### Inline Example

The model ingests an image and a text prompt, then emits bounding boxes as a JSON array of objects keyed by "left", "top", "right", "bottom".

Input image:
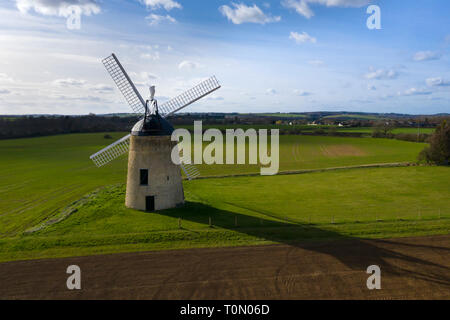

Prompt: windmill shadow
[{"left": 156, "top": 201, "right": 450, "bottom": 288}]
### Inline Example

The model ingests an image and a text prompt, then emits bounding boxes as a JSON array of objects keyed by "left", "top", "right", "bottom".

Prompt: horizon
[
  {"left": 0, "top": 0, "right": 449, "bottom": 115},
  {"left": 1, "top": 111, "right": 449, "bottom": 117}
]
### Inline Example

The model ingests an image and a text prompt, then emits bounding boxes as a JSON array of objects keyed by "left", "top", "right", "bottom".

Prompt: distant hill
[{"left": 1, "top": 111, "right": 448, "bottom": 120}]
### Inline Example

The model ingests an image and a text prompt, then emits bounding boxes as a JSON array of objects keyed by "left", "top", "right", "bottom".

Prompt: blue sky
[{"left": 0, "top": 0, "right": 449, "bottom": 115}]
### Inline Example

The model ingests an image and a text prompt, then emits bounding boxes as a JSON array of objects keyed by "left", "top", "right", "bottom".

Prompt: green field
[
  {"left": 178, "top": 124, "right": 435, "bottom": 135},
  {"left": 256, "top": 113, "right": 308, "bottom": 118},
  {"left": 337, "top": 127, "right": 435, "bottom": 134},
  {"left": 0, "top": 166, "right": 448, "bottom": 262},
  {"left": 0, "top": 132, "right": 448, "bottom": 262},
  {"left": 194, "top": 134, "right": 426, "bottom": 176},
  {"left": 0, "top": 132, "right": 425, "bottom": 236},
  {"left": 322, "top": 114, "right": 381, "bottom": 120}
]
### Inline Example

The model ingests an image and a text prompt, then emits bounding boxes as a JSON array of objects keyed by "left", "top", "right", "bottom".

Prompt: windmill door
[{"left": 146, "top": 196, "right": 155, "bottom": 212}]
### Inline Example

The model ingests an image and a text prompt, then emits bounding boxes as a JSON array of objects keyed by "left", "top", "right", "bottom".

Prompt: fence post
[
  {"left": 178, "top": 218, "right": 182, "bottom": 229},
  {"left": 331, "top": 216, "right": 335, "bottom": 224}
]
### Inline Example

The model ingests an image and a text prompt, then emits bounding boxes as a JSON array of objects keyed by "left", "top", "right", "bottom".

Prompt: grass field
[
  {"left": 0, "top": 166, "right": 448, "bottom": 262},
  {"left": 0, "top": 132, "right": 447, "bottom": 262},
  {"left": 0, "top": 132, "right": 425, "bottom": 237},
  {"left": 242, "top": 113, "right": 381, "bottom": 120},
  {"left": 257, "top": 113, "right": 308, "bottom": 118},
  {"left": 322, "top": 114, "right": 381, "bottom": 120},
  {"left": 337, "top": 127, "right": 435, "bottom": 134},
  {"left": 178, "top": 124, "right": 435, "bottom": 135},
  {"left": 196, "top": 134, "right": 426, "bottom": 176}
]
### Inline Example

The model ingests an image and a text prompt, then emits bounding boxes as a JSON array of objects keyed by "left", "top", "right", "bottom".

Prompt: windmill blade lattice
[
  {"left": 90, "top": 54, "right": 217, "bottom": 179},
  {"left": 160, "top": 76, "right": 221, "bottom": 117},
  {"left": 180, "top": 163, "right": 201, "bottom": 180},
  {"left": 103, "top": 54, "right": 146, "bottom": 116},
  {"left": 172, "top": 148, "right": 201, "bottom": 180},
  {"left": 90, "top": 134, "right": 131, "bottom": 167}
]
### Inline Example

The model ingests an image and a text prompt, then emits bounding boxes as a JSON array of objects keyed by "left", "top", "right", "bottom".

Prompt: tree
[
  {"left": 419, "top": 120, "right": 450, "bottom": 165},
  {"left": 372, "top": 121, "right": 394, "bottom": 138}
]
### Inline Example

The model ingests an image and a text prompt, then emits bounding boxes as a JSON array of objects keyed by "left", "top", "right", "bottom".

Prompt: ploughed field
[
  {"left": 1, "top": 235, "right": 449, "bottom": 299},
  {"left": 0, "top": 132, "right": 448, "bottom": 262}
]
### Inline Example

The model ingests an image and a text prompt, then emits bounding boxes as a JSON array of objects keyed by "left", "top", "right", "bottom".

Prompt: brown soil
[{"left": 0, "top": 235, "right": 449, "bottom": 300}]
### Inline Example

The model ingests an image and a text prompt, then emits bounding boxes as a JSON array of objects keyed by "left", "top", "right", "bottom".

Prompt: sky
[{"left": 0, "top": 0, "right": 449, "bottom": 115}]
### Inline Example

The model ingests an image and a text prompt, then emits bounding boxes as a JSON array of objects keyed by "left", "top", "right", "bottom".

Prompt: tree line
[{"left": 0, "top": 115, "right": 138, "bottom": 140}]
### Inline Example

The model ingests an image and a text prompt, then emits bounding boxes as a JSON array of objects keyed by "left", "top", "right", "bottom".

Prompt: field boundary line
[{"left": 186, "top": 162, "right": 418, "bottom": 180}]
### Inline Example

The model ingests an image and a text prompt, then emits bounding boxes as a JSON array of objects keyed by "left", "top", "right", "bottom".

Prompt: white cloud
[
  {"left": 379, "top": 94, "right": 394, "bottom": 101},
  {"left": 132, "top": 72, "right": 158, "bottom": 87},
  {"left": 145, "top": 13, "right": 176, "bottom": 26},
  {"left": 426, "top": 77, "right": 450, "bottom": 87},
  {"left": 140, "top": 0, "right": 181, "bottom": 11},
  {"left": 413, "top": 51, "right": 441, "bottom": 61},
  {"left": 140, "top": 72, "right": 157, "bottom": 80},
  {"left": 90, "top": 84, "right": 114, "bottom": 93},
  {"left": 140, "top": 51, "right": 160, "bottom": 60},
  {"left": 219, "top": 3, "right": 281, "bottom": 25},
  {"left": 364, "top": 68, "right": 398, "bottom": 80},
  {"left": 367, "top": 84, "right": 376, "bottom": 91},
  {"left": 282, "top": 0, "right": 314, "bottom": 18},
  {"left": 308, "top": 59, "right": 324, "bottom": 66},
  {"left": 178, "top": 61, "right": 200, "bottom": 70},
  {"left": 398, "top": 88, "right": 432, "bottom": 96},
  {"left": 282, "top": 0, "right": 370, "bottom": 19},
  {"left": 0, "top": 73, "right": 15, "bottom": 83},
  {"left": 16, "top": 0, "right": 101, "bottom": 17},
  {"left": 50, "top": 79, "right": 116, "bottom": 96},
  {"left": 48, "top": 53, "right": 100, "bottom": 64},
  {"left": 293, "top": 89, "right": 312, "bottom": 96},
  {"left": 289, "top": 31, "right": 316, "bottom": 44},
  {"left": 50, "top": 93, "right": 108, "bottom": 102},
  {"left": 52, "top": 78, "right": 86, "bottom": 87},
  {"left": 207, "top": 96, "right": 224, "bottom": 101},
  {"left": 266, "top": 88, "right": 277, "bottom": 95}
]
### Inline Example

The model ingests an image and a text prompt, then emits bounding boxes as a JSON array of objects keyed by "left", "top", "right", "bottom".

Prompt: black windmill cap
[{"left": 132, "top": 113, "right": 175, "bottom": 136}]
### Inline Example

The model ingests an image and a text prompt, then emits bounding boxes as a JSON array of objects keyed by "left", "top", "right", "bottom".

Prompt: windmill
[{"left": 90, "top": 53, "right": 221, "bottom": 211}]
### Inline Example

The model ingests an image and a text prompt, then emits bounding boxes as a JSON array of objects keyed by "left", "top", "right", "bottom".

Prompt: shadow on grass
[{"left": 157, "top": 201, "right": 450, "bottom": 288}]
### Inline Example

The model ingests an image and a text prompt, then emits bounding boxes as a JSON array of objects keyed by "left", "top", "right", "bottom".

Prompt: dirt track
[{"left": 0, "top": 235, "right": 449, "bottom": 300}]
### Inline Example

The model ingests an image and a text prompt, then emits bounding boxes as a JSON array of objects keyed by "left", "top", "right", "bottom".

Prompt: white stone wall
[{"left": 125, "top": 135, "right": 185, "bottom": 211}]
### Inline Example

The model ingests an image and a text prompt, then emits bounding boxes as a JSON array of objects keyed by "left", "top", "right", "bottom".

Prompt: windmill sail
[
  {"left": 90, "top": 54, "right": 216, "bottom": 178},
  {"left": 103, "top": 54, "right": 146, "bottom": 115},
  {"left": 180, "top": 163, "right": 200, "bottom": 180},
  {"left": 90, "top": 134, "right": 201, "bottom": 179},
  {"left": 160, "top": 76, "right": 221, "bottom": 117},
  {"left": 90, "top": 134, "right": 131, "bottom": 167}
]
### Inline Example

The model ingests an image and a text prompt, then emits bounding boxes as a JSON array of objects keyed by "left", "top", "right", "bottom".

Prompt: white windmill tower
[{"left": 90, "top": 54, "right": 221, "bottom": 211}]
